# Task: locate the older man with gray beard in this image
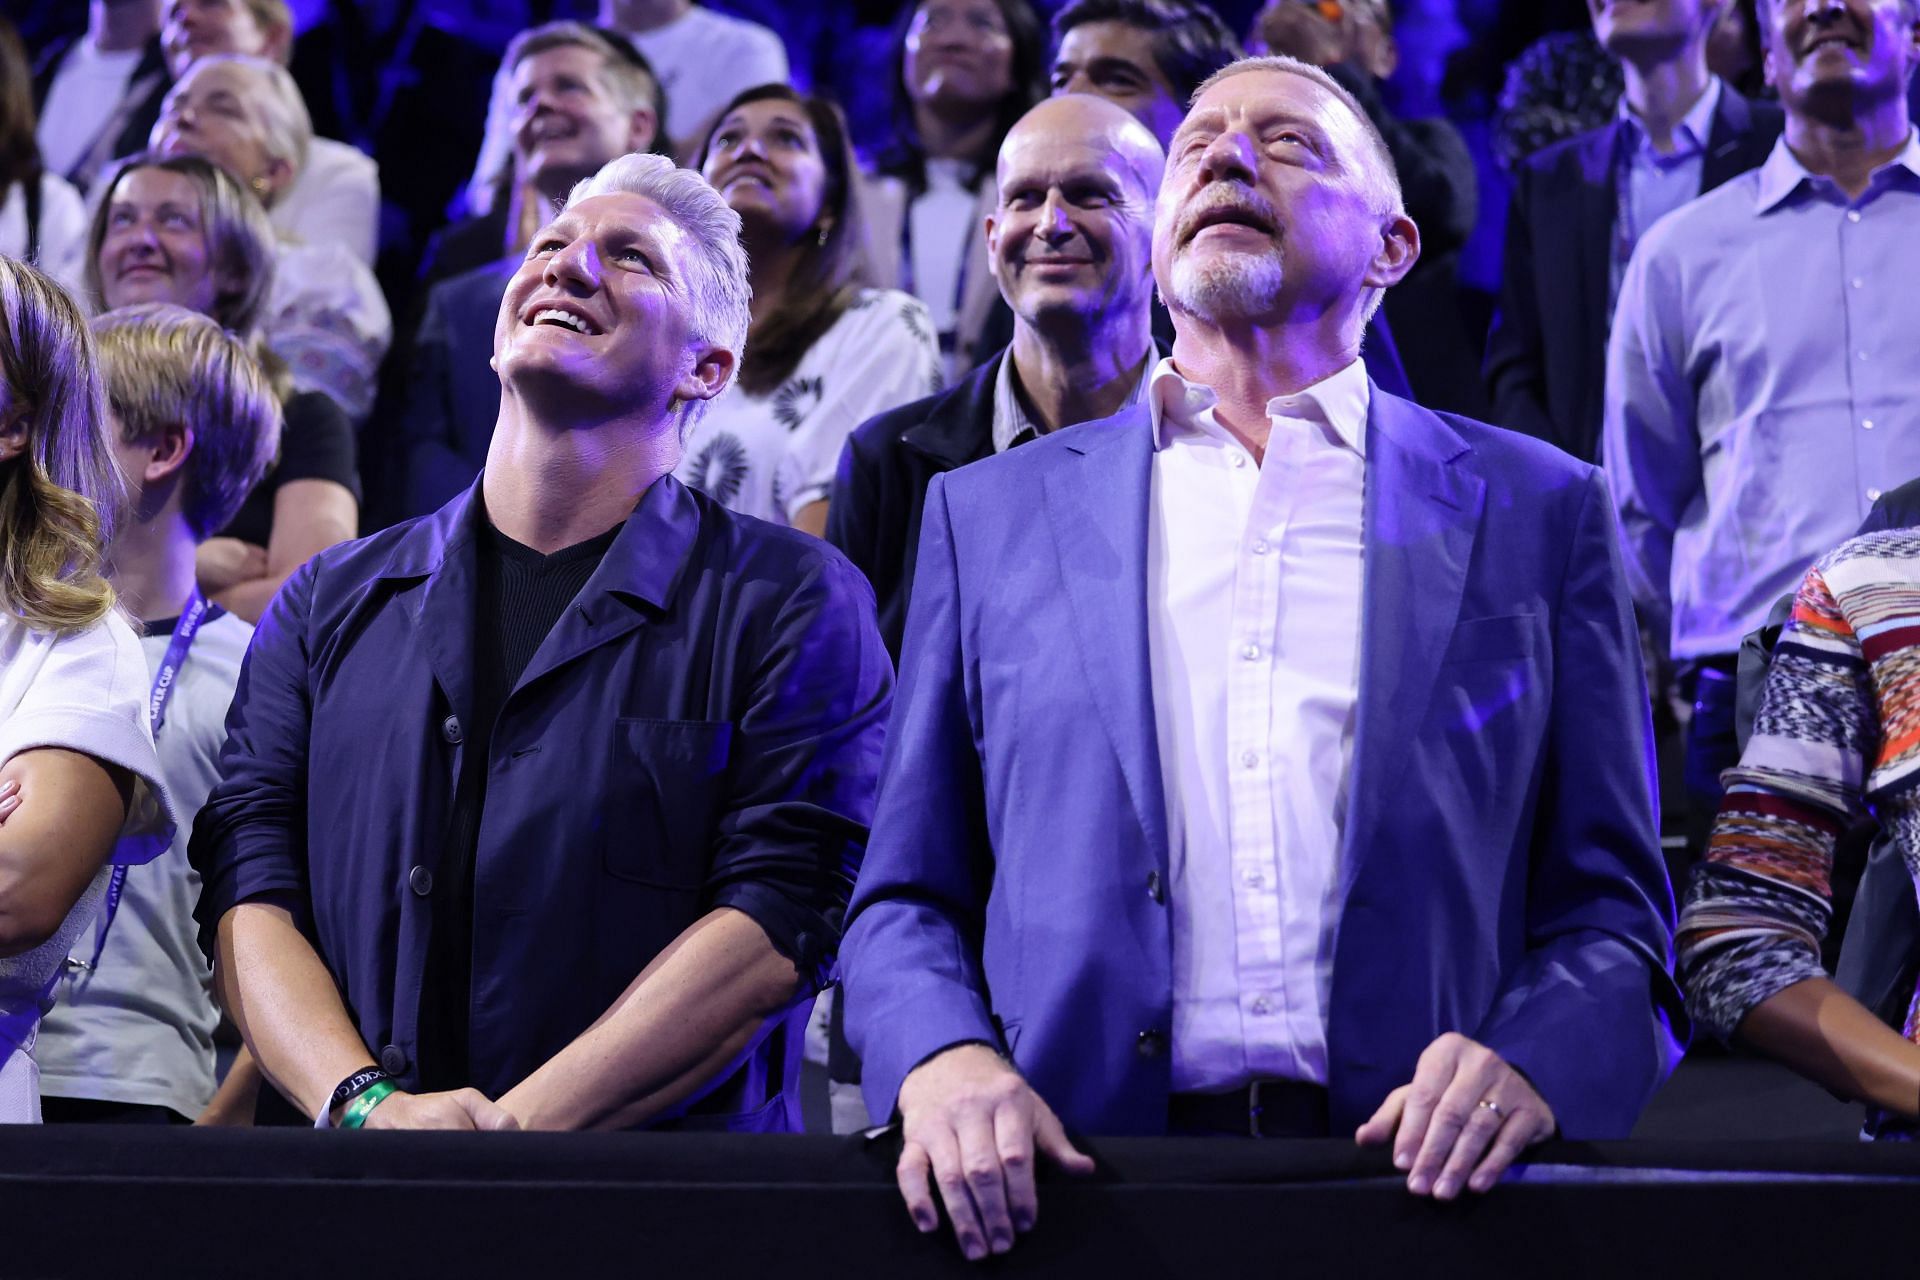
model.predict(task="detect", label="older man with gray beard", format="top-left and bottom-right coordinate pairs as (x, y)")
top-left (840, 53), bottom-right (1679, 1264)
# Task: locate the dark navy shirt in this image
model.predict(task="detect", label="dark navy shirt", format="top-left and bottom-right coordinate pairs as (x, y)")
top-left (190, 475), bottom-right (893, 1128)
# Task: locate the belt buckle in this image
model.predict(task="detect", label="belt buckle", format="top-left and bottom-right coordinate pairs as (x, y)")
top-left (1248, 1080), bottom-right (1265, 1139)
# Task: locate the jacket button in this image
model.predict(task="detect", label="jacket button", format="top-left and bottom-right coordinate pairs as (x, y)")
top-left (379, 1044), bottom-right (408, 1075)
top-left (1136, 1029), bottom-right (1165, 1058)
top-left (409, 865), bottom-right (433, 896)
top-left (1146, 870), bottom-right (1164, 904)
top-left (441, 714), bottom-right (463, 745)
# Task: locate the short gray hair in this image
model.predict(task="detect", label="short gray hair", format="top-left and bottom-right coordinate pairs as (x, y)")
top-left (566, 153), bottom-right (751, 432)
top-left (1190, 54), bottom-right (1404, 220)
top-left (186, 53), bottom-right (314, 181)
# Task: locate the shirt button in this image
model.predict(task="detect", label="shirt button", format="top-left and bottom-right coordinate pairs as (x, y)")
top-left (1242, 867), bottom-right (1266, 889)
top-left (409, 865), bottom-right (433, 897)
top-left (1848, 209), bottom-right (1863, 223)
top-left (1251, 539), bottom-right (1270, 555)
top-left (1137, 1029), bottom-right (1165, 1058)
top-left (1859, 351), bottom-right (1871, 362)
top-left (1869, 488), bottom-right (1884, 502)
top-left (1853, 277), bottom-right (1865, 289)
top-left (1241, 643), bottom-right (1261, 661)
top-left (1230, 454), bottom-right (1247, 469)
top-left (1240, 750), bottom-right (1259, 769)
top-left (379, 1044), bottom-right (408, 1076)
top-left (1863, 419), bottom-right (1875, 430)
top-left (441, 714), bottom-right (463, 745)
top-left (1250, 995), bottom-right (1272, 1016)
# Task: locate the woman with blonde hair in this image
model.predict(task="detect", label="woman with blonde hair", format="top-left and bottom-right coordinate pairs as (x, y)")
top-left (148, 53), bottom-right (390, 422)
top-left (85, 152), bottom-right (359, 624)
top-left (0, 256), bottom-right (173, 1123)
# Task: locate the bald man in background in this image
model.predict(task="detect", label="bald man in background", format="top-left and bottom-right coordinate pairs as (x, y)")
top-left (828, 94), bottom-right (1166, 657)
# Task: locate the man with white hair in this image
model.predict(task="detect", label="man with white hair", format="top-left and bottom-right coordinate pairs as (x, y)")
top-left (190, 153), bottom-right (892, 1132)
top-left (840, 54), bottom-right (1679, 1260)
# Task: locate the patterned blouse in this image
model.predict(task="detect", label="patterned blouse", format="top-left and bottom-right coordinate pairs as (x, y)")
top-left (1678, 530), bottom-right (1920, 1077)
top-left (675, 288), bottom-right (942, 527)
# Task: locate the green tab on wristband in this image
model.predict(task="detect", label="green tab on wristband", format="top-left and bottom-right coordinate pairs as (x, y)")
top-left (339, 1080), bottom-right (398, 1130)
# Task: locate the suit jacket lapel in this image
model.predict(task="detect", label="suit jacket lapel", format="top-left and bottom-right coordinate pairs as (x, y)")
top-left (1703, 87), bottom-right (1756, 190)
top-left (1043, 410), bottom-right (1170, 865)
top-left (1340, 390), bottom-right (1486, 898)
top-left (1573, 123), bottom-right (1621, 369)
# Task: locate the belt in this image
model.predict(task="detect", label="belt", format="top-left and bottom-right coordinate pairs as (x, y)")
top-left (1168, 1080), bottom-right (1330, 1139)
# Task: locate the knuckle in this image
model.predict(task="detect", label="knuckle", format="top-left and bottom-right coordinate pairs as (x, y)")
top-left (964, 1162), bottom-right (1001, 1186)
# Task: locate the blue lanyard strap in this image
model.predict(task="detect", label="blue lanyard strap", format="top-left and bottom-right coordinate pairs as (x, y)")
top-left (76, 590), bottom-right (211, 974)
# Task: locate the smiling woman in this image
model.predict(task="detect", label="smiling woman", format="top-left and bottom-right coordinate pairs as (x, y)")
top-left (84, 152), bottom-right (361, 625)
top-left (680, 86), bottom-right (942, 535)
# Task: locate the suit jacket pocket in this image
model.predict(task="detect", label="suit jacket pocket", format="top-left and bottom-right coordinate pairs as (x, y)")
top-left (604, 718), bottom-right (734, 888)
top-left (1439, 614), bottom-right (1538, 666)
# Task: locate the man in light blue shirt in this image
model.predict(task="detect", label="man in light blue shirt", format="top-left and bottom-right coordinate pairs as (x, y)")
top-left (1606, 0), bottom-right (1920, 864)
top-left (1487, 0), bottom-right (1781, 465)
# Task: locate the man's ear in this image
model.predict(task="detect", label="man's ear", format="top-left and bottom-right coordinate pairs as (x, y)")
top-left (1363, 212), bottom-right (1420, 292)
top-left (984, 211), bottom-right (1004, 287)
top-left (675, 343), bottom-right (738, 407)
top-left (0, 401), bottom-right (29, 464)
top-left (627, 106), bottom-right (660, 155)
top-left (1357, 26), bottom-right (1399, 81)
top-left (263, 22), bottom-right (295, 65)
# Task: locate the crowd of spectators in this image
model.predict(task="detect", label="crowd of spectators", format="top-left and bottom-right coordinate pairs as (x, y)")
top-left (4, 0), bottom-right (1920, 1264)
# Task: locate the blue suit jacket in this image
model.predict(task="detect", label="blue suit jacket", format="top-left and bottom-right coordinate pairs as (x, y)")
top-left (397, 260), bottom-right (513, 521)
top-left (841, 387), bottom-right (1684, 1139)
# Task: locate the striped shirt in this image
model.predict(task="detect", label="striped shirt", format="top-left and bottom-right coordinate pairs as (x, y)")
top-left (1679, 529), bottom-right (1920, 1065)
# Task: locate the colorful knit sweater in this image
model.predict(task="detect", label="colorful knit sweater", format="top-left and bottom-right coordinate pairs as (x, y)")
top-left (1678, 529), bottom-right (1920, 1049)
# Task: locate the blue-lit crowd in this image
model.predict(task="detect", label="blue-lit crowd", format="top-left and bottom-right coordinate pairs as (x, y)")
top-left (2, 0), bottom-right (1919, 1263)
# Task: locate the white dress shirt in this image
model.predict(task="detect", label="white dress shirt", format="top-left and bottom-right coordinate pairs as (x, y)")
top-left (1145, 356), bottom-right (1368, 1092)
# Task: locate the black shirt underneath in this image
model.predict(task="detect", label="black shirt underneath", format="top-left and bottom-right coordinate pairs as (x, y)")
top-left (416, 514), bottom-right (623, 1091)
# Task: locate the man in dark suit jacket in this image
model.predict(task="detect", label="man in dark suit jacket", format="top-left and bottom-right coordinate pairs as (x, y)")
top-left (1485, 0), bottom-right (1781, 463)
top-left (829, 95), bottom-right (1168, 658)
top-left (396, 258), bottom-right (516, 522)
top-left (842, 57), bottom-right (1679, 1264)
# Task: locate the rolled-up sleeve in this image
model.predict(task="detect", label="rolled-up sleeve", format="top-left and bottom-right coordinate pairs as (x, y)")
top-left (704, 550), bottom-right (893, 994)
top-left (188, 563), bottom-right (319, 961)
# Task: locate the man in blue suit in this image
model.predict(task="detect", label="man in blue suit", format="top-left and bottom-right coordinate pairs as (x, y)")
top-left (840, 54), bottom-right (1681, 1263)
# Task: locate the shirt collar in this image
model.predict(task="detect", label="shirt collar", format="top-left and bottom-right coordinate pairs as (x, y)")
top-left (1754, 128), bottom-right (1920, 213)
top-left (1616, 76), bottom-right (1722, 160)
top-left (991, 345), bottom-right (1155, 453)
top-left (1148, 355), bottom-right (1371, 457)
top-left (380, 473), bottom-right (701, 614)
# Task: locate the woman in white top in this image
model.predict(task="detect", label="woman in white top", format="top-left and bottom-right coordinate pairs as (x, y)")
top-left (0, 258), bottom-right (174, 1123)
top-left (0, 19), bottom-right (90, 295)
top-left (681, 86), bottom-right (941, 535)
top-left (148, 55), bottom-right (391, 422)
top-left (863, 0), bottom-right (1046, 383)
top-left (158, 0), bottom-right (381, 266)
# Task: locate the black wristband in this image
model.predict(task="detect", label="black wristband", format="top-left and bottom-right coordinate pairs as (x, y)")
top-left (330, 1065), bottom-right (390, 1113)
